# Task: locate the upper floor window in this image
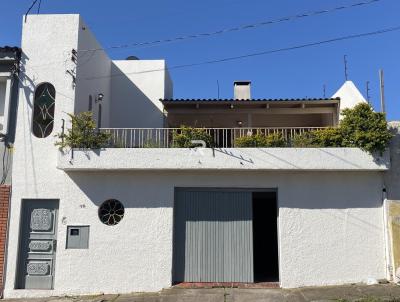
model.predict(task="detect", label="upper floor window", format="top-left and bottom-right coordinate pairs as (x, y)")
top-left (32, 83), bottom-right (55, 138)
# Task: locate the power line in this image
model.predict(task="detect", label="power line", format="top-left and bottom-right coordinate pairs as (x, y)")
top-left (37, 0), bottom-right (42, 14)
top-left (83, 25), bottom-right (400, 80)
top-left (78, 0), bottom-right (384, 53)
top-left (22, 0), bottom-right (386, 70)
top-left (24, 0), bottom-right (40, 22)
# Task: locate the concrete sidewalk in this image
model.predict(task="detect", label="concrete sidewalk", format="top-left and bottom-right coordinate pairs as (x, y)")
top-left (4, 284), bottom-right (400, 302)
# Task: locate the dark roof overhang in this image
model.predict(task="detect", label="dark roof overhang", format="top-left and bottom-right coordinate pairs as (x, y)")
top-left (161, 97), bottom-right (340, 105)
top-left (0, 46), bottom-right (22, 62)
top-left (160, 98), bottom-right (340, 103)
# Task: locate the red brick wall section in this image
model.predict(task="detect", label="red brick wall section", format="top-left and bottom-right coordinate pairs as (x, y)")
top-left (0, 185), bottom-right (10, 297)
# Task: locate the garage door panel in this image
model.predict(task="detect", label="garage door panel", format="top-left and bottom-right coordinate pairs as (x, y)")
top-left (174, 190), bottom-right (253, 283)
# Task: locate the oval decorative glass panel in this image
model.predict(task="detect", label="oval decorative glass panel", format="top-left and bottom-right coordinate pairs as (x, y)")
top-left (98, 199), bottom-right (125, 226)
top-left (32, 83), bottom-right (56, 138)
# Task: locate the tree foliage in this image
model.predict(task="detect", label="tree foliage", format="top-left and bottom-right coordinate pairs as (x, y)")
top-left (55, 112), bottom-right (111, 149)
top-left (292, 103), bottom-right (391, 153)
top-left (340, 103), bottom-right (392, 154)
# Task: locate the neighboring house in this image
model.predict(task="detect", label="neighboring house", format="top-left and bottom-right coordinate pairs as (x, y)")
top-left (1, 14), bottom-right (398, 298)
top-left (333, 80), bottom-right (368, 111)
top-left (0, 46), bottom-right (21, 296)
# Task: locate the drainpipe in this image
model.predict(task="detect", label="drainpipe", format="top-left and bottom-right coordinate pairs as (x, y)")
top-left (382, 188), bottom-right (393, 281)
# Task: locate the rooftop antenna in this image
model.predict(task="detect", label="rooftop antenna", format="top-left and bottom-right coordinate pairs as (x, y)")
top-left (217, 80), bottom-right (220, 100)
top-left (343, 55), bottom-right (349, 81)
top-left (379, 69), bottom-right (386, 113)
top-left (323, 84), bottom-right (326, 98)
top-left (366, 81), bottom-right (371, 104)
top-left (24, 0), bottom-right (40, 22)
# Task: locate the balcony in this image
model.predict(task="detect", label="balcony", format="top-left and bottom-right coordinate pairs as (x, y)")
top-left (100, 127), bottom-right (327, 148)
top-left (57, 127), bottom-right (389, 172)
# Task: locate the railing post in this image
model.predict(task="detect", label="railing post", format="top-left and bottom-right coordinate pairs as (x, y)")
top-left (61, 119), bottom-right (65, 145)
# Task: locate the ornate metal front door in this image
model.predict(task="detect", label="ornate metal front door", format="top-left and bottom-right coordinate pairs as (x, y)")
top-left (16, 199), bottom-right (59, 289)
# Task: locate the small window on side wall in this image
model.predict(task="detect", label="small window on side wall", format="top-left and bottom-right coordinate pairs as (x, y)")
top-left (32, 83), bottom-right (56, 138)
top-left (97, 104), bottom-right (102, 129)
top-left (88, 95), bottom-right (93, 111)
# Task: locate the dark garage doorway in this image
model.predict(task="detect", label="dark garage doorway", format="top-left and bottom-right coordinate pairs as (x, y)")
top-left (252, 192), bottom-right (279, 282)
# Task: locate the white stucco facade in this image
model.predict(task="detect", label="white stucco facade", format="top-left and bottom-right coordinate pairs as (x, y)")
top-left (5, 169), bottom-right (387, 298)
top-left (110, 60), bottom-right (172, 128)
top-left (2, 14), bottom-right (391, 298)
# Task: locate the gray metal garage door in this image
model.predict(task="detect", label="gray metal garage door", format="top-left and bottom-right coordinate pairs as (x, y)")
top-left (173, 189), bottom-right (253, 283)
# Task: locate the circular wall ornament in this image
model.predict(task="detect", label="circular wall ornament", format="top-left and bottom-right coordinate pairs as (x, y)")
top-left (98, 199), bottom-right (125, 226)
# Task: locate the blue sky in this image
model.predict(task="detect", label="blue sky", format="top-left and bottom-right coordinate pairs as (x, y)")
top-left (1, 0), bottom-right (399, 120)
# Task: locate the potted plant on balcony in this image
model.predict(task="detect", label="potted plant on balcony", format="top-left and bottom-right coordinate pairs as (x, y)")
top-left (292, 128), bottom-right (343, 148)
top-left (235, 132), bottom-right (286, 147)
top-left (55, 112), bottom-right (111, 150)
top-left (171, 126), bottom-right (213, 148)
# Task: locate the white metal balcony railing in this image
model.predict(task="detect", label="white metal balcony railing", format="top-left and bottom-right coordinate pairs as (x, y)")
top-left (99, 127), bottom-right (327, 148)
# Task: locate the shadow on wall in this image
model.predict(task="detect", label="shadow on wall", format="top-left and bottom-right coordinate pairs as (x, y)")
top-left (13, 52), bottom-right (40, 193)
top-left (67, 172), bottom-right (172, 208)
top-left (385, 122), bottom-right (400, 200)
top-left (65, 170), bottom-right (384, 209)
top-left (110, 63), bottom-right (164, 128)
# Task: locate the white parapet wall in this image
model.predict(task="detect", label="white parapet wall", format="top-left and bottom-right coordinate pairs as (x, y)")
top-left (57, 148), bottom-right (389, 171)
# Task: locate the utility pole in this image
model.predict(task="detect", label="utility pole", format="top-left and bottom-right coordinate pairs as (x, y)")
top-left (379, 69), bottom-right (385, 113)
top-left (323, 84), bottom-right (326, 98)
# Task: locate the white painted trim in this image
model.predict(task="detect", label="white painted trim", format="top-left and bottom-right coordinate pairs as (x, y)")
top-left (0, 72), bottom-right (12, 77)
